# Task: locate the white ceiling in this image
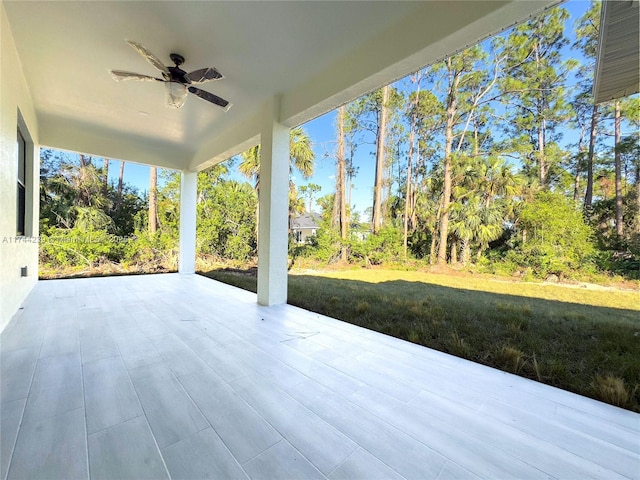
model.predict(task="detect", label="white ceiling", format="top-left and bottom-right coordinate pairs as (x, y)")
top-left (3, 0), bottom-right (557, 171)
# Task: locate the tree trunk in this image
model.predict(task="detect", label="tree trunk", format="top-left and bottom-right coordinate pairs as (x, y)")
top-left (429, 228), bottom-right (438, 265)
top-left (437, 59), bottom-right (457, 265)
top-left (79, 154), bottom-right (92, 168)
top-left (573, 168), bottom-right (581, 204)
top-left (372, 85), bottom-right (389, 234)
top-left (573, 127), bottom-right (586, 204)
top-left (534, 42), bottom-right (548, 187)
top-left (337, 106), bottom-right (348, 261)
top-left (149, 166), bottom-right (158, 235)
top-left (103, 158), bottom-right (109, 194)
top-left (436, 156), bottom-right (452, 265)
top-left (462, 240), bottom-right (471, 265)
top-left (584, 103), bottom-right (598, 209)
top-left (116, 161), bottom-right (125, 210)
top-left (614, 101), bottom-right (623, 238)
top-left (450, 241), bottom-right (458, 264)
top-left (429, 201), bottom-right (441, 265)
top-left (538, 116), bottom-right (547, 186)
top-left (403, 109), bottom-right (415, 260)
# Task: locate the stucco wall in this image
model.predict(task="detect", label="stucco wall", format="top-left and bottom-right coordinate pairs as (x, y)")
top-left (1, 3), bottom-right (40, 332)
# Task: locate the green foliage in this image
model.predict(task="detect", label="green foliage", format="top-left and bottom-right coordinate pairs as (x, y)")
top-left (293, 227), bottom-right (341, 263)
top-left (496, 6), bottom-right (575, 186)
top-left (38, 3), bottom-right (638, 285)
top-left (511, 191), bottom-right (595, 276)
top-left (197, 169), bottom-right (257, 261)
top-left (122, 231), bottom-right (177, 269)
top-left (40, 227), bottom-right (126, 267)
top-left (299, 183), bottom-right (322, 213)
top-left (238, 127), bottom-right (316, 186)
top-left (350, 226), bottom-right (403, 265)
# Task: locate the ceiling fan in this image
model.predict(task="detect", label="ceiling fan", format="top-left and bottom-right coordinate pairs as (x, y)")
top-left (109, 41), bottom-right (231, 111)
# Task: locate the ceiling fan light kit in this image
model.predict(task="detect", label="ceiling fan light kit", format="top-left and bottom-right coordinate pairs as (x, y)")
top-left (109, 40), bottom-right (231, 111)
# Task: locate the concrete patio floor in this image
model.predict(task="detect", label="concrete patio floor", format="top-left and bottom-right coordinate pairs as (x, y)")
top-left (1, 273), bottom-right (638, 480)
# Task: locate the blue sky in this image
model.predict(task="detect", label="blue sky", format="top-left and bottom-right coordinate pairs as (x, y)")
top-left (106, 0), bottom-right (593, 215)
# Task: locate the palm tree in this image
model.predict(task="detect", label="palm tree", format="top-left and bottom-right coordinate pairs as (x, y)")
top-left (450, 194), bottom-right (503, 263)
top-left (239, 126), bottom-right (315, 232)
top-left (480, 157), bottom-right (518, 208)
top-left (239, 126), bottom-right (315, 187)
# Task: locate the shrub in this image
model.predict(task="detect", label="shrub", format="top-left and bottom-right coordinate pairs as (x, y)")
top-left (511, 192), bottom-right (596, 277)
top-left (294, 227), bottom-right (341, 263)
top-left (350, 226), bottom-right (404, 265)
top-left (40, 227), bottom-right (126, 267)
top-left (123, 231), bottom-right (177, 270)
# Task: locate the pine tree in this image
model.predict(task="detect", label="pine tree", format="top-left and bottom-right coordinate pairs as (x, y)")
top-left (372, 85), bottom-right (389, 233)
top-left (336, 105), bottom-right (348, 260)
top-left (346, 86), bottom-right (403, 233)
top-left (433, 45), bottom-right (497, 264)
top-left (497, 7), bottom-right (575, 188)
top-left (573, 1), bottom-right (602, 209)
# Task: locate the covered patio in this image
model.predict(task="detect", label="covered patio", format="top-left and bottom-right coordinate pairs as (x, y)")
top-left (2, 273), bottom-right (638, 479)
top-left (1, 0), bottom-right (565, 325)
top-left (2, 0), bottom-right (640, 478)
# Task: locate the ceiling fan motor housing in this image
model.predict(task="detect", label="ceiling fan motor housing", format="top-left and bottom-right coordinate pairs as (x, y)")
top-left (170, 53), bottom-right (185, 66)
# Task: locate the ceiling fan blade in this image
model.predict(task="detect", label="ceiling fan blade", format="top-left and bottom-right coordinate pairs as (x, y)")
top-left (186, 67), bottom-right (223, 84)
top-left (109, 70), bottom-right (163, 82)
top-left (188, 86), bottom-right (231, 111)
top-left (165, 82), bottom-right (188, 109)
top-left (126, 40), bottom-right (170, 75)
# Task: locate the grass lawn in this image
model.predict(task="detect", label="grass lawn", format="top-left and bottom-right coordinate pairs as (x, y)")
top-left (200, 267), bottom-right (640, 412)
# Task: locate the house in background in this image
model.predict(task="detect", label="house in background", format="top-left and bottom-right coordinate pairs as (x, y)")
top-left (291, 214), bottom-right (321, 244)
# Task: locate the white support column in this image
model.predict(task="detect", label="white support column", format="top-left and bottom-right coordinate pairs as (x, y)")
top-left (257, 98), bottom-right (290, 305)
top-left (179, 170), bottom-right (197, 274)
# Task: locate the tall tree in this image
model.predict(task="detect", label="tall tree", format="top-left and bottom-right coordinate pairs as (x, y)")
top-left (239, 127), bottom-right (315, 187)
top-left (372, 85), bottom-right (390, 233)
top-left (403, 75), bottom-right (420, 259)
top-left (498, 7), bottom-right (575, 188)
top-left (584, 103), bottom-right (599, 209)
top-left (79, 154), bottom-right (92, 168)
top-left (299, 183), bottom-right (321, 214)
top-left (335, 105), bottom-right (348, 260)
top-left (149, 167), bottom-right (158, 234)
top-left (102, 158), bottom-right (109, 194)
top-left (346, 86), bottom-right (403, 233)
top-left (434, 45), bottom-right (497, 264)
top-left (116, 161), bottom-right (125, 210)
top-left (574, 1), bottom-right (602, 209)
top-left (614, 101), bottom-right (623, 238)
top-left (618, 97), bottom-right (640, 238)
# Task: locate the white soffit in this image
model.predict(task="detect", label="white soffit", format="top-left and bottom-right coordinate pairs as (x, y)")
top-left (3, 1), bottom-right (557, 171)
top-left (594, 0), bottom-right (640, 104)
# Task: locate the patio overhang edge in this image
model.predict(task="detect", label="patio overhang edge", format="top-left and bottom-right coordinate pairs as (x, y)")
top-left (593, 0), bottom-right (640, 104)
